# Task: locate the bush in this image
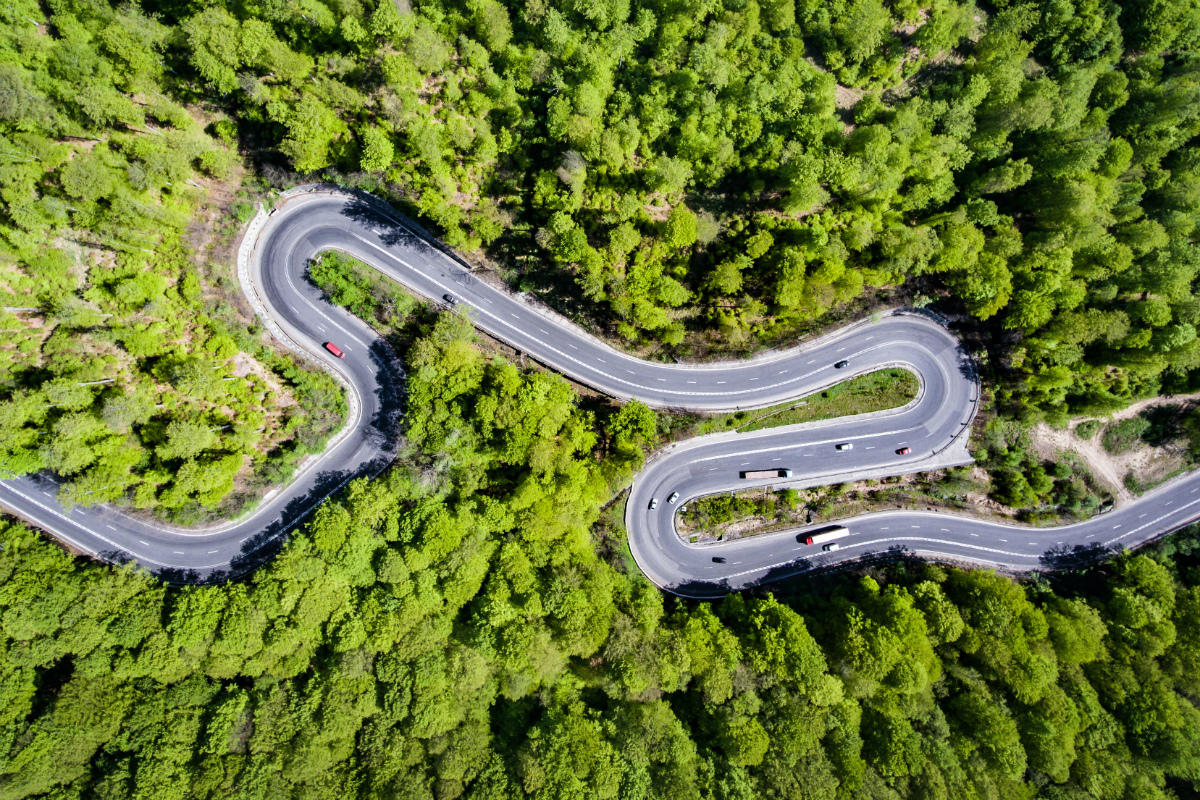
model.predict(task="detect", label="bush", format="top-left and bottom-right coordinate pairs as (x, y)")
top-left (1075, 420), bottom-right (1103, 439)
top-left (1102, 417), bottom-right (1151, 454)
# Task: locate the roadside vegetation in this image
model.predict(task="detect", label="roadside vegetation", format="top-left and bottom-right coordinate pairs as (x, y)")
top-left (693, 368), bottom-right (918, 435)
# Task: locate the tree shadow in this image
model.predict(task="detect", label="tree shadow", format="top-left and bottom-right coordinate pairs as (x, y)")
top-left (666, 545), bottom-right (913, 598)
top-left (1039, 541), bottom-right (1120, 572)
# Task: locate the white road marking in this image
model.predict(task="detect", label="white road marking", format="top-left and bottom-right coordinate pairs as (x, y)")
top-left (106, 525), bottom-right (116, 530)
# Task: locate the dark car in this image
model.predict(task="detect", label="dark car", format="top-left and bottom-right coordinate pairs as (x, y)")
top-left (897, 447), bottom-right (911, 455)
top-left (443, 293), bottom-right (459, 305)
top-left (712, 556), bottom-right (726, 563)
top-left (324, 342), bottom-right (345, 359)
top-left (834, 359), bottom-right (849, 368)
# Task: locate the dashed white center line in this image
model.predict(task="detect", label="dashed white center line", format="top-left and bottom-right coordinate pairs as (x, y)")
top-left (1140, 514), bottom-right (1148, 518)
top-left (941, 528), bottom-right (949, 532)
top-left (1113, 525), bottom-right (1121, 529)
top-left (42, 492), bottom-right (50, 497)
top-left (717, 381), bottom-right (726, 384)
top-left (999, 538), bottom-right (1008, 542)
top-left (865, 446), bottom-right (875, 450)
top-left (106, 524), bottom-right (116, 530)
top-left (772, 458), bottom-right (781, 461)
top-left (881, 527), bottom-right (889, 530)
top-left (597, 358), bottom-right (605, 363)
top-left (139, 540), bottom-right (148, 545)
top-left (779, 369), bottom-right (788, 374)
top-left (687, 381), bottom-right (696, 384)
top-left (173, 550), bottom-right (184, 555)
top-left (836, 347), bottom-right (845, 352)
top-left (569, 344), bottom-right (577, 349)
top-left (970, 533), bottom-right (979, 537)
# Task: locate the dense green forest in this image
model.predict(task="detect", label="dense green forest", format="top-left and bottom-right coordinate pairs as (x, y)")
top-left (3, 0), bottom-right (1199, 512)
top-left (4, 317), bottom-right (1200, 800)
top-left (0, 0), bottom-right (349, 520)
top-left (5, 0), bottom-right (1200, 797)
top-left (151, 0), bottom-right (1200, 425)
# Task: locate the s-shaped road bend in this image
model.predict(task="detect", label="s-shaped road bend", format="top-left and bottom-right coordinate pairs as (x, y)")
top-left (3, 190), bottom-right (1200, 592)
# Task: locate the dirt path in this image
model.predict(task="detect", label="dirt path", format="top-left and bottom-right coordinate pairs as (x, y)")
top-left (1031, 391), bottom-right (1200, 506)
top-left (1034, 424), bottom-right (1134, 503)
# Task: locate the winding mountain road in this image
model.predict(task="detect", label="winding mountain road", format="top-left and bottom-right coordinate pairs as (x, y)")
top-left (3, 189), bottom-right (1197, 590)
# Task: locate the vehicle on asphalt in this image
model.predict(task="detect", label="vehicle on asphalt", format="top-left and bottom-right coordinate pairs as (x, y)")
top-left (823, 543), bottom-right (841, 552)
top-left (740, 468), bottom-right (793, 479)
top-left (834, 360), bottom-right (849, 368)
top-left (667, 492), bottom-right (679, 504)
top-left (324, 342), bottom-right (345, 359)
top-left (836, 442), bottom-right (853, 450)
top-left (443, 293), bottom-right (459, 305)
top-left (712, 556), bottom-right (726, 563)
top-left (804, 526), bottom-right (850, 546)
top-left (897, 447), bottom-right (911, 455)
top-left (649, 498), bottom-right (659, 510)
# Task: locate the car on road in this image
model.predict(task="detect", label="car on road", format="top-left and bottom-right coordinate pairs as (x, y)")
top-left (649, 498), bottom-right (659, 510)
top-left (834, 359), bottom-right (849, 368)
top-left (897, 447), bottom-right (911, 455)
top-left (443, 293), bottom-right (459, 305)
top-left (836, 442), bottom-right (853, 450)
top-left (324, 342), bottom-right (345, 359)
top-left (712, 556), bottom-right (726, 563)
top-left (668, 492), bottom-right (679, 504)
top-left (823, 543), bottom-right (841, 552)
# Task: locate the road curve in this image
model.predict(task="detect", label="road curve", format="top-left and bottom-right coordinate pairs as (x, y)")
top-left (2, 189), bottom-right (1196, 589)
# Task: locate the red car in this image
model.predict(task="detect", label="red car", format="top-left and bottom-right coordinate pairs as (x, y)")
top-left (896, 447), bottom-right (911, 455)
top-left (324, 342), bottom-right (345, 359)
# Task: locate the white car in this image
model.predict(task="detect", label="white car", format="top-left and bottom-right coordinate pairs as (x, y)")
top-left (667, 492), bottom-right (679, 504)
top-left (836, 443), bottom-right (853, 451)
top-left (649, 498), bottom-right (659, 510)
top-left (824, 543), bottom-right (841, 552)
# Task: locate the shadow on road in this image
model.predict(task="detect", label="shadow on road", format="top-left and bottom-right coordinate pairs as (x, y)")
top-left (1039, 541), bottom-right (1120, 572)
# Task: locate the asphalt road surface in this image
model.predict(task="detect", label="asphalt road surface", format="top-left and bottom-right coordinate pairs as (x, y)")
top-left (3, 190), bottom-right (1197, 590)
